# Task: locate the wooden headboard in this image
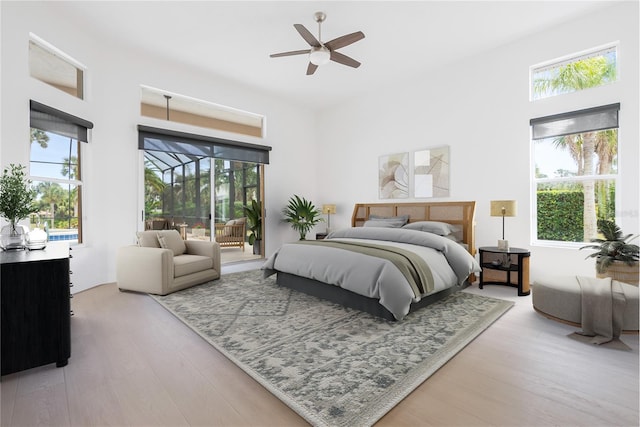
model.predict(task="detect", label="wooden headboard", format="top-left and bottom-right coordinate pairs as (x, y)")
top-left (351, 201), bottom-right (477, 256)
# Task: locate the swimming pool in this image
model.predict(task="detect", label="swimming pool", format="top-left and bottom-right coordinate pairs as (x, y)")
top-left (48, 232), bottom-right (78, 241)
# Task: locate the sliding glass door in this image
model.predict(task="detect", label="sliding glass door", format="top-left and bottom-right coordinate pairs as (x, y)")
top-left (144, 152), bottom-right (263, 262)
top-left (139, 125), bottom-right (269, 262)
top-left (143, 152), bottom-right (211, 239)
top-left (214, 160), bottom-right (260, 221)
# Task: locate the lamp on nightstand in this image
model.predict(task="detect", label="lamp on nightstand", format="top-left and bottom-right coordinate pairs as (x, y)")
top-left (490, 200), bottom-right (517, 251)
top-left (322, 204), bottom-right (336, 234)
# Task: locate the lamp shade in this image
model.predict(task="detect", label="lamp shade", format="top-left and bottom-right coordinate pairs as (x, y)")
top-left (322, 204), bottom-right (336, 214)
top-left (490, 200), bottom-right (517, 217)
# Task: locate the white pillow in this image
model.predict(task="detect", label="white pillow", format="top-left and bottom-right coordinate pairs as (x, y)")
top-left (157, 230), bottom-right (186, 256)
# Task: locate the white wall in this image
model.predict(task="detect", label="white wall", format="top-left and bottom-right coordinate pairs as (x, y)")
top-left (315, 1), bottom-right (639, 282)
top-left (1, 2), bottom-right (318, 292)
top-left (2, 2), bottom-right (637, 291)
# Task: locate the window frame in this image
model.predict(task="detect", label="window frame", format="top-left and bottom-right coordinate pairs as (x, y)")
top-left (530, 104), bottom-right (620, 248)
top-left (29, 101), bottom-right (93, 245)
top-left (29, 34), bottom-right (86, 99)
top-left (140, 85), bottom-right (265, 138)
top-left (530, 43), bottom-right (618, 101)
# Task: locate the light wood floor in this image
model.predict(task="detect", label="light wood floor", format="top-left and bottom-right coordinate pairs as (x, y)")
top-left (2, 261), bottom-right (638, 426)
top-left (219, 244), bottom-right (262, 265)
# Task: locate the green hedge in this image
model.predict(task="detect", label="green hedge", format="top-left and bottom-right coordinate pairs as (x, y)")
top-left (537, 190), bottom-right (584, 241)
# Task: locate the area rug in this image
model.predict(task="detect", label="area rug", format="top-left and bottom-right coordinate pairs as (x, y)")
top-left (152, 270), bottom-right (513, 427)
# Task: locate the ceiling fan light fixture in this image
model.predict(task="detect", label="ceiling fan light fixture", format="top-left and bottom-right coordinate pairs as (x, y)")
top-left (309, 46), bottom-right (330, 66)
top-left (270, 12), bottom-right (364, 75)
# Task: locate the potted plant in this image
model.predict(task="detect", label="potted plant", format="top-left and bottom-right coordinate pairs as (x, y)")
top-left (0, 164), bottom-right (39, 250)
top-left (580, 219), bottom-right (639, 285)
top-left (282, 195), bottom-right (323, 240)
top-left (243, 199), bottom-right (262, 255)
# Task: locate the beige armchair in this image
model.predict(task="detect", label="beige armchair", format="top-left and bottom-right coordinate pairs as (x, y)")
top-left (117, 230), bottom-right (221, 295)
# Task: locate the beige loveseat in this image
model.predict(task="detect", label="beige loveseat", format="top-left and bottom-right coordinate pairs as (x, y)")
top-left (117, 230), bottom-right (221, 295)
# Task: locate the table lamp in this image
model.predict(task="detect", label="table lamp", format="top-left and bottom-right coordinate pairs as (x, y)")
top-left (490, 200), bottom-right (517, 250)
top-left (322, 204), bottom-right (336, 233)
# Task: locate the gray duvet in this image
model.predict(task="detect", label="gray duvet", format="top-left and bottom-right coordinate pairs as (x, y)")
top-left (262, 227), bottom-right (481, 320)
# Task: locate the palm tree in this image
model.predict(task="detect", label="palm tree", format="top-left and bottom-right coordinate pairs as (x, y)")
top-left (144, 163), bottom-right (166, 217)
top-left (534, 55), bottom-right (617, 241)
top-left (30, 128), bottom-right (49, 148)
top-left (61, 156), bottom-right (79, 180)
top-left (595, 130), bottom-right (618, 221)
top-left (36, 182), bottom-right (65, 227)
top-left (533, 56), bottom-right (616, 96)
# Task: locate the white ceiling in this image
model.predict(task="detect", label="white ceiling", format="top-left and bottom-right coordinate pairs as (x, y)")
top-left (57, 1), bottom-right (618, 111)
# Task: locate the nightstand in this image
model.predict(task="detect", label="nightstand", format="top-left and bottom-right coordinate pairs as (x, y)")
top-left (478, 246), bottom-right (530, 296)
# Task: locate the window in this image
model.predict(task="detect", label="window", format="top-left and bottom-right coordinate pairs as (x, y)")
top-left (140, 86), bottom-right (265, 138)
top-left (29, 35), bottom-right (85, 99)
top-left (531, 103), bottom-right (619, 244)
top-left (29, 101), bottom-right (93, 244)
top-left (531, 44), bottom-right (617, 101)
top-left (140, 126), bottom-right (269, 245)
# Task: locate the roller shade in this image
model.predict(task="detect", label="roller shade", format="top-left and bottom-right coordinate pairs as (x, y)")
top-left (138, 125), bottom-right (271, 164)
top-left (530, 103), bottom-right (619, 140)
top-left (30, 100), bottom-right (93, 142)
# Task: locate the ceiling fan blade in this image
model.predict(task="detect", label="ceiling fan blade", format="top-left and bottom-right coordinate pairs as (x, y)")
top-left (270, 49), bottom-right (310, 58)
top-left (330, 51), bottom-right (361, 68)
top-left (294, 24), bottom-right (321, 47)
top-left (306, 62), bottom-right (318, 75)
top-left (325, 31), bottom-right (365, 51)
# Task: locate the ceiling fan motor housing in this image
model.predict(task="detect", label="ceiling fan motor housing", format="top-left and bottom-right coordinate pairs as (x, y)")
top-left (309, 46), bottom-right (330, 65)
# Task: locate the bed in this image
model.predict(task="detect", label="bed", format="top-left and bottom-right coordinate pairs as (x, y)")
top-left (263, 201), bottom-right (480, 321)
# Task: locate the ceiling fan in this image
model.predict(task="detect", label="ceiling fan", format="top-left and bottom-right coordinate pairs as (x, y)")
top-left (270, 11), bottom-right (365, 75)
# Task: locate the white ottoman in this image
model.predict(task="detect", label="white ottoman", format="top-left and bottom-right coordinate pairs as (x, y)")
top-left (532, 276), bottom-right (639, 332)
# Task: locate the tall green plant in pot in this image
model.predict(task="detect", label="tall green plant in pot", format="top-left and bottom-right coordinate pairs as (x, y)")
top-left (243, 199), bottom-right (262, 255)
top-left (282, 195), bottom-right (322, 240)
top-left (0, 164), bottom-right (38, 250)
top-left (580, 219), bottom-right (639, 284)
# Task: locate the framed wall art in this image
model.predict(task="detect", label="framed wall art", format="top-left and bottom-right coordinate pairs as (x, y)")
top-left (413, 146), bottom-right (449, 198)
top-left (378, 152), bottom-right (409, 199)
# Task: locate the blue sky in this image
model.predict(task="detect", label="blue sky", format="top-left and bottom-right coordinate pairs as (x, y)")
top-left (30, 132), bottom-right (78, 180)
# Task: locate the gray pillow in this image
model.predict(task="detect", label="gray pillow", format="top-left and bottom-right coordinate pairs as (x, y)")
top-left (136, 231), bottom-right (161, 248)
top-left (402, 221), bottom-right (462, 236)
top-left (364, 219), bottom-right (405, 228)
top-left (366, 215), bottom-right (409, 228)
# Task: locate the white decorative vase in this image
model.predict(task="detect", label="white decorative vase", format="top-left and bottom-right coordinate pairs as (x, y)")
top-left (1, 222), bottom-right (27, 250)
top-left (26, 226), bottom-right (48, 250)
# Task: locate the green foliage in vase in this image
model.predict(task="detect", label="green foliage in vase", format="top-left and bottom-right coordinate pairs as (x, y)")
top-left (282, 195), bottom-right (322, 240)
top-left (0, 164), bottom-right (38, 224)
top-left (243, 199), bottom-right (262, 245)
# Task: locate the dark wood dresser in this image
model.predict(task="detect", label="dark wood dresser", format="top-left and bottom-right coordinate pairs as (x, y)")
top-left (1, 242), bottom-right (71, 375)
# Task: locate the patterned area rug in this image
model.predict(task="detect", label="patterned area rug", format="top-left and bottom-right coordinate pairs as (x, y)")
top-left (152, 270), bottom-right (513, 427)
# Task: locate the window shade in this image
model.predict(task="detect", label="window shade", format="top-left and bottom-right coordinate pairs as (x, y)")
top-left (138, 125), bottom-right (271, 164)
top-left (530, 103), bottom-right (619, 140)
top-left (30, 100), bottom-right (93, 142)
